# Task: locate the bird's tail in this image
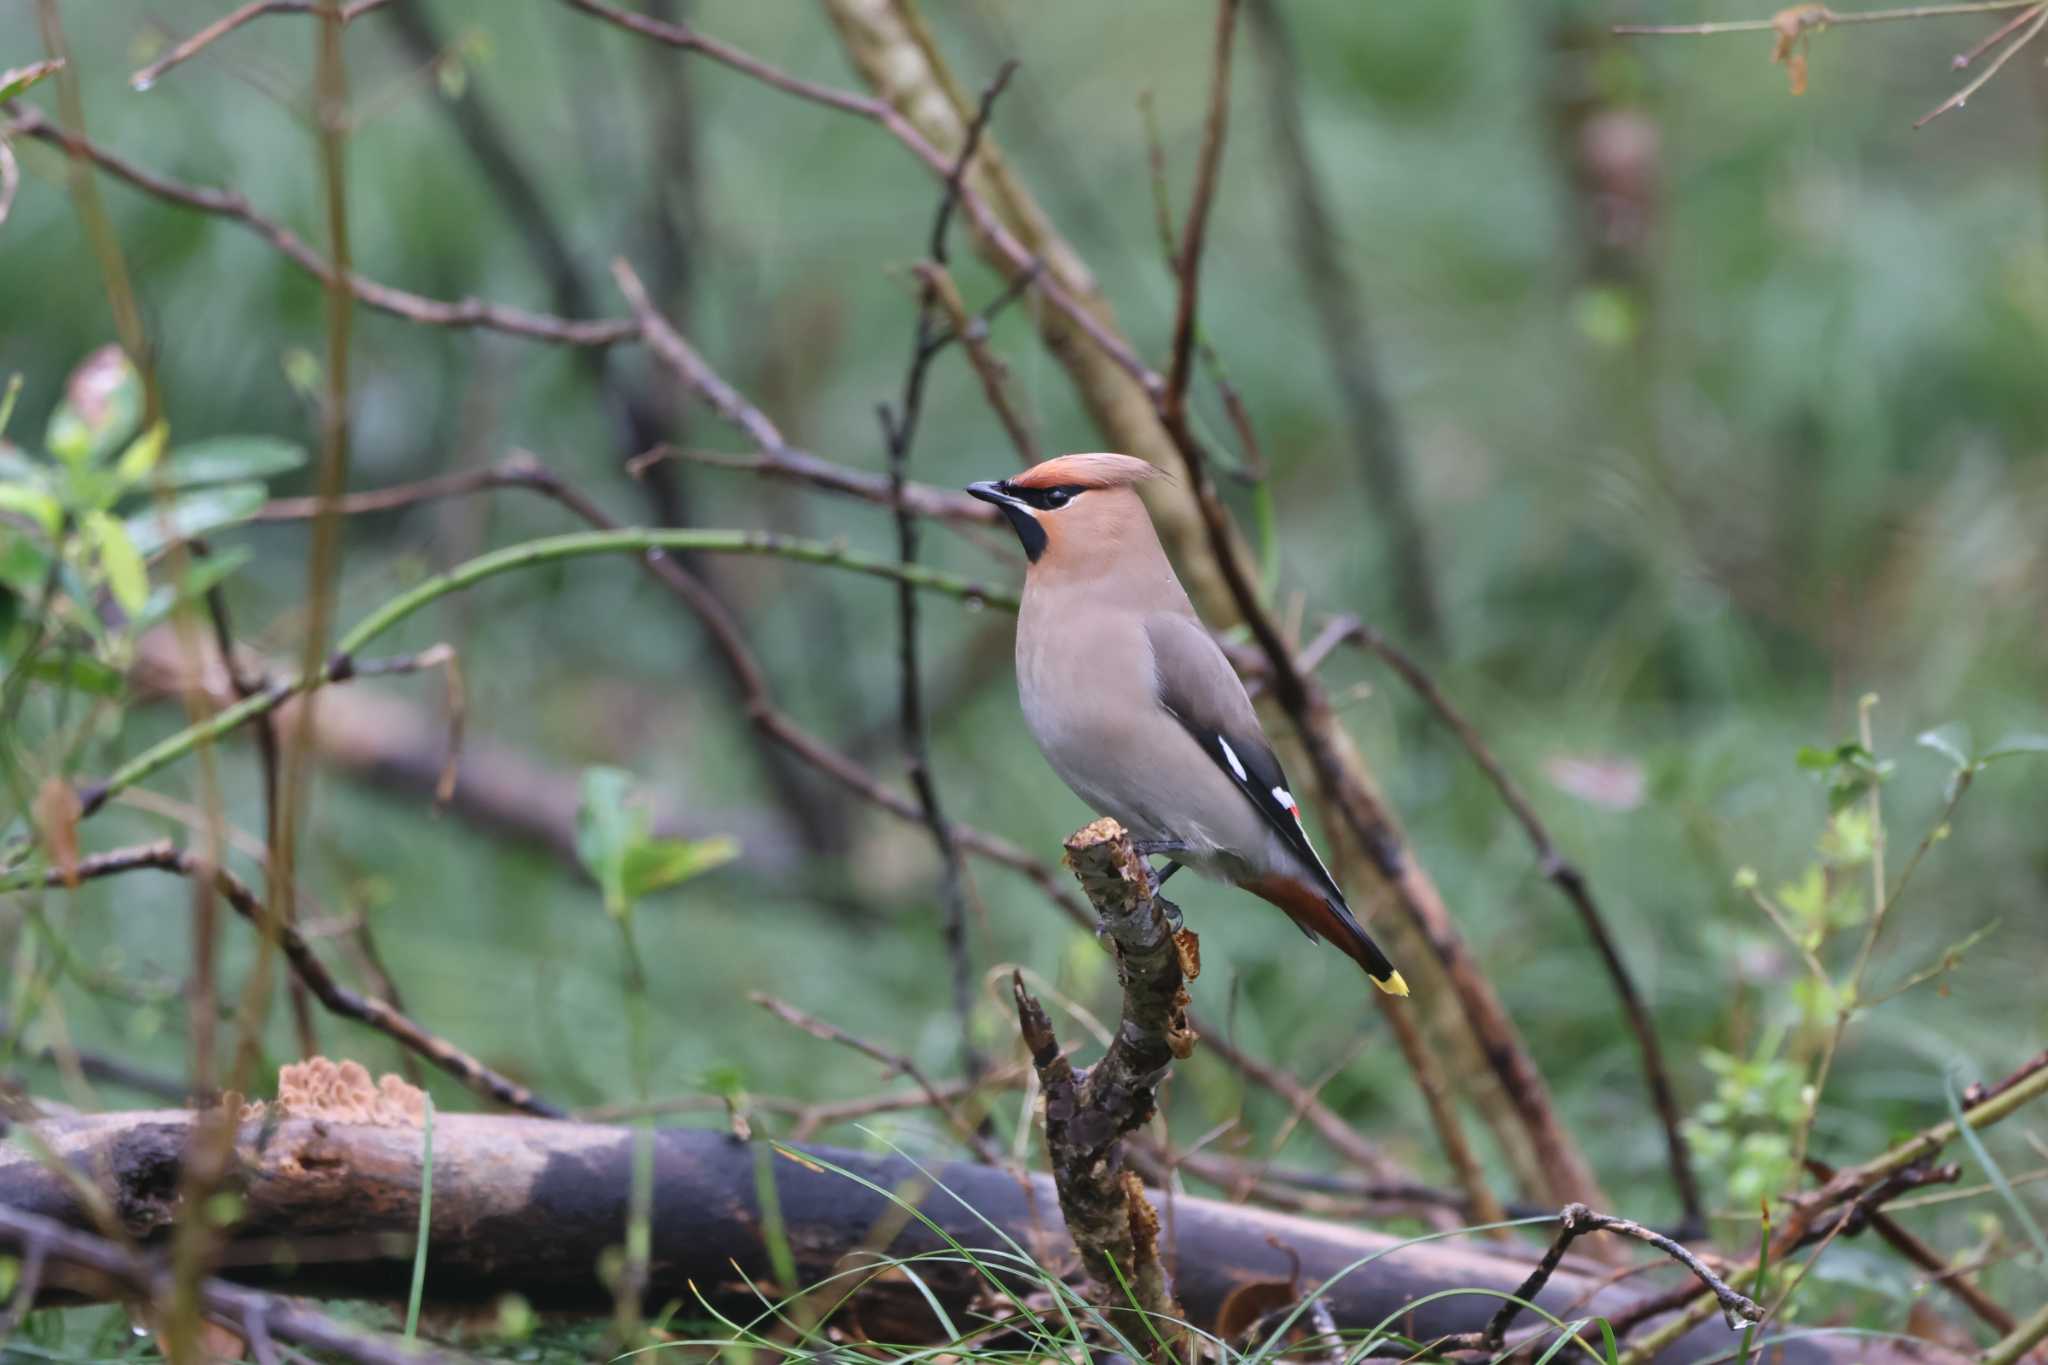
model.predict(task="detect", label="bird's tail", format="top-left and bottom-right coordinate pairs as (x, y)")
top-left (1239, 874), bottom-right (1410, 997)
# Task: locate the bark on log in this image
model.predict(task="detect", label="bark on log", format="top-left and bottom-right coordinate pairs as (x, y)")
top-left (0, 1109), bottom-right (1955, 1364)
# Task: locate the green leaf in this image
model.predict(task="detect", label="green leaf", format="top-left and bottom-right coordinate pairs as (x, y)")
top-left (1777, 865), bottom-right (1828, 928)
top-left (45, 346), bottom-right (142, 470)
top-left (133, 547), bottom-right (254, 630)
top-left (0, 483), bottom-right (62, 537)
top-left (281, 347), bottom-right (322, 404)
top-left (621, 834), bottom-right (737, 904)
top-left (575, 766), bottom-right (640, 918)
top-left (0, 374), bottom-right (21, 440)
top-left (114, 421), bottom-right (168, 486)
top-left (12, 653), bottom-right (124, 697)
top-left (699, 1063), bottom-right (748, 1098)
top-left (576, 766), bottom-right (735, 917)
top-left (163, 436), bottom-right (308, 487)
top-left (176, 546), bottom-right (252, 599)
top-left (0, 534), bottom-right (51, 594)
top-left (1981, 732), bottom-right (2048, 764)
top-left (1915, 723), bottom-right (1972, 771)
top-left (124, 481), bottom-right (265, 556)
top-left (83, 509), bottom-right (148, 616)
top-left (0, 58), bottom-right (65, 103)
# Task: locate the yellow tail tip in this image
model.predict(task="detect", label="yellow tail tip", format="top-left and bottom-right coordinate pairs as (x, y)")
top-left (1373, 970), bottom-right (1410, 998)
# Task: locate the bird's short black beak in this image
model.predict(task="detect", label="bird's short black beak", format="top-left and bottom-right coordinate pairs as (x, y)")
top-left (965, 479), bottom-right (1047, 562)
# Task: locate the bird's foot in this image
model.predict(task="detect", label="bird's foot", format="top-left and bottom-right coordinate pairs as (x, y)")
top-left (1126, 840), bottom-right (1190, 912)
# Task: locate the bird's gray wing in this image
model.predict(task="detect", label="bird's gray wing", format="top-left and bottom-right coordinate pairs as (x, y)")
top-left (1143, 612), bottom-right (1342, 902)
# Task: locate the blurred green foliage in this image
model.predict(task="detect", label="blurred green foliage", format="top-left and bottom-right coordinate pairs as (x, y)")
top-left (2, 0), bottom-right (2046, 1342)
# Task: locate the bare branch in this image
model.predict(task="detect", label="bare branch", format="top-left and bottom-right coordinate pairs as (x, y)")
top-left (639, 445), bottom-right (999, 526)
top-left (1914, 2), bottom-right (2048, 124)
top-left (3, 107), bottom-right (635, 346)
top-left (1337, 616), bottom-right (1701, 1231)
top-left (128, 0), bottom-right (397, 91)
top-left (14, 842), bottom-right (562, 1117)
top-left (1013, 819), bottom-right (1194, 1351)
top-left (0, 1108), bottom-right (1916, 1362)
top-left (1162, 0), bottom-right (1241, 419)
top-left (749, 994), bottom-right (1001, 1165)
top-left (1613, 1), bottom-right (2039, 36)
top-left (0, 1204), bottom-right (458, 1365)
top-left (1437, 1203), bottom-right (1759, 1363)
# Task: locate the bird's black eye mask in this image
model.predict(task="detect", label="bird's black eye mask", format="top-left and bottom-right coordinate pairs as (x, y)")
top-left (964, 481), bottom-right (1090, 562)
top-left (1005, 482), bottom-right (1089, 511)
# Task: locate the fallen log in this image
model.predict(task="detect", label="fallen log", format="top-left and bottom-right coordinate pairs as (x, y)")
top-left (0, 1108), bottom-right (1953, 1362)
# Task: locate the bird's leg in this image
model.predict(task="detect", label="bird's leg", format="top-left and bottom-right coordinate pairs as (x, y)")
top-left (1126, 840), bottom-right (1190, 920)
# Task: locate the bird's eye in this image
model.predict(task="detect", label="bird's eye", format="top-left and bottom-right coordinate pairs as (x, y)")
top-left (1043, 489), bottom-right (1071, 509)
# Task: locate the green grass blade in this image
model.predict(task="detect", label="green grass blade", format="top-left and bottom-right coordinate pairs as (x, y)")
top-left (1946, 1071), bottom-right (2048, 1269)
top-left (404, 1093), bottom-right (435, 1342)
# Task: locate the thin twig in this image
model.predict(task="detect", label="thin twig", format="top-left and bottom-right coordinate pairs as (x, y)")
top-left (1950, 1), bottom-right (2045, 63)
top-left (1455, 1203), bottom-right (1759, 1355)
top-left (261, 454), bottom-right (1075, 927)
top-left (1613, 1), bottom-right (2040, 36)
top-left (1963, 1046), bottom-right (2048, 1107)
top-left (1982, 1300), bottom-right (2048, 1365)
top-left (1129, 0), bottom-right (1605, 1212)
top-left (1614, 1054), bottom-right (2048, 1348)
top-left (0, 1203), bottom-right (459, 1365)
top-left (0, 1023), bottom-right (194, 1104)
top-left (1243, 0), bottom-right (1440, 645)
top-left (16, 842), bottom-right (562, 1117)
top-left (748, 993), bottom-right (1001, 1165)
top-left (1162, 0), bottom-right (1241, 420)
top-left (876, 61), bottom-right (1017, 1089)
top-left (129, 0), bottom-right (397, 90)
top-left (1338, 615), bottom-right (1701, 1231)
top-left (1805, 1157), bottom-right (2014, 1334)
top-left (198, 560), bottom-right (318, 1063)
top-left (3, 107), bottom-right (636, 347)
top-left (912, 261), bottom-right (1039, 466)
top-left (1914, 1), bottom-right (2048, 123)
top-left (563, 0), bottom-right (1156, 388)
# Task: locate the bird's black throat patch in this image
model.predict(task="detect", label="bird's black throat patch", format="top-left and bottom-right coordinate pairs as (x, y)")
top-left (997, 502), bottom-right (1047, 561)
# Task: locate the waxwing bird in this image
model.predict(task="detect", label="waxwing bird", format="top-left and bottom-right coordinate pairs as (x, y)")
top-left (968, 453), bottom-right (1408, 996)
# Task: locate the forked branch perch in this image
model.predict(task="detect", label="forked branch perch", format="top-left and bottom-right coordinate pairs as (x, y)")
top-left (1013, 818), bottom-right (1199, 1351)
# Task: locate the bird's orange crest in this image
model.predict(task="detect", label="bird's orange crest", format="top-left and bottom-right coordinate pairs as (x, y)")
top-left (1008, 452), bottom-right (1166, 491)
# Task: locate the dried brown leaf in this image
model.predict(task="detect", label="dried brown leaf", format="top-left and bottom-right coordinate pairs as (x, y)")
top-left (1771, 5), bottom-right (1831, 95)
top-left (33, 777), bottom-right (82, 888)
